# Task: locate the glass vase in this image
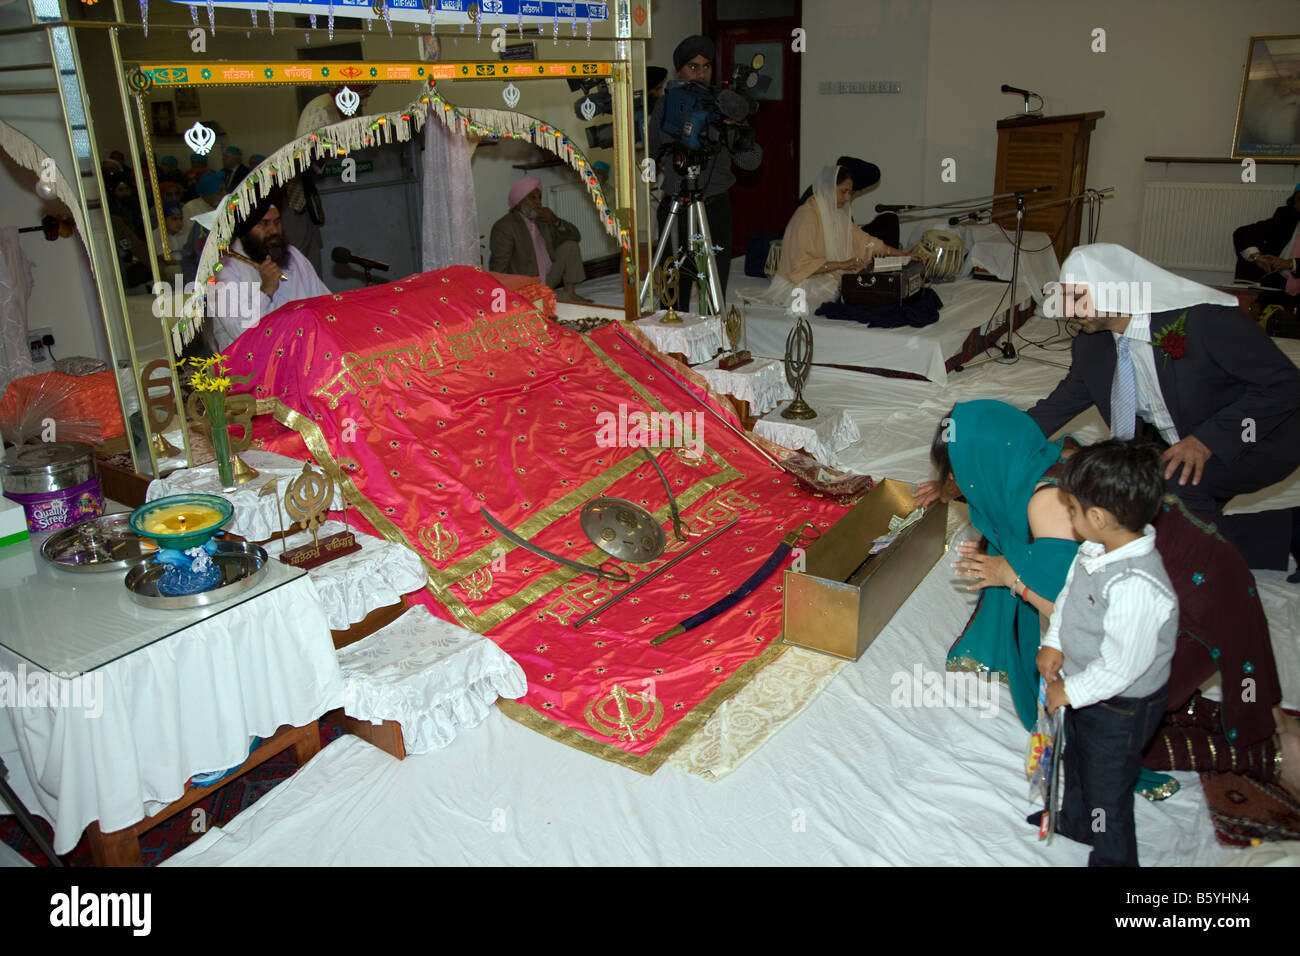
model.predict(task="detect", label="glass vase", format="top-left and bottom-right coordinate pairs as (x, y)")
top-left (207, 392), bottom-right (236, 491)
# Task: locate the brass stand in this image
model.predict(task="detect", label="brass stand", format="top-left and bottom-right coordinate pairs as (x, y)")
top-left (781, 314), bottom-right (817, 420)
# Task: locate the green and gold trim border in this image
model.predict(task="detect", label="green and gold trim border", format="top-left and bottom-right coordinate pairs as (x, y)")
top-left (134, 60), bottom-right (612, 88)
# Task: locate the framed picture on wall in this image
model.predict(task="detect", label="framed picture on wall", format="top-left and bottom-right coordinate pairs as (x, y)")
top-left (1232, 34), bottom-right (1300, 161)
top-left (150, 101), bottom-right (176, 137)
top-left (174, 88), bottom-right (201, 116)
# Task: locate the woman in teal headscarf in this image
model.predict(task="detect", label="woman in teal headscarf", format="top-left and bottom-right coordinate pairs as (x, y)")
top-left (916, 400), bottom-right (1293, 800)
top-left (927, 400), bottom-right (1078, 729)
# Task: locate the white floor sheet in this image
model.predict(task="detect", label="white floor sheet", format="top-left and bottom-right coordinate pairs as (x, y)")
top-left (166, 336), bottom-right (1300, 867)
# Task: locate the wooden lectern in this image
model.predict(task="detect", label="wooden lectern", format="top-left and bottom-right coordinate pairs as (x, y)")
top-left (993, 112), bottom-right (1104, 265)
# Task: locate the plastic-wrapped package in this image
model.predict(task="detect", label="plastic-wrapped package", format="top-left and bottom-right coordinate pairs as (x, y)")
top-left (0, 370), bottom-right (125, 445)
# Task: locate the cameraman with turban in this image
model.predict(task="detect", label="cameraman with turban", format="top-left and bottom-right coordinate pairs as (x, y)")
top-left (649, 35), bottom-right (762, 311)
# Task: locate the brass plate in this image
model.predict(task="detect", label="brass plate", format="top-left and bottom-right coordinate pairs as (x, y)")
top-left (579, 496), bottom-right (666, 565)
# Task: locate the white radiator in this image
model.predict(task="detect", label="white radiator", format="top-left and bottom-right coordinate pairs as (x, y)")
top-left (1138, 182), bottom-right (1290, 272)
top-left (547, 182), bottom-right (618, 261)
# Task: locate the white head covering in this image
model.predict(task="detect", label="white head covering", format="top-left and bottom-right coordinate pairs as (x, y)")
top-left (811, 165), bottom-right (854, 264)
top-left (1059, 243), bottom-right (1237, 315)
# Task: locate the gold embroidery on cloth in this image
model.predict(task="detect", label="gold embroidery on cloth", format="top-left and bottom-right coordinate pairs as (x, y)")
top-left (1136, 777), bottom-right (1181, 801)
top-left (459, 567), bottom-right (494, 600)
top-left (419, 522), bottom-right (459, 563)
top-left (585, 684), bottom-right (664, 741)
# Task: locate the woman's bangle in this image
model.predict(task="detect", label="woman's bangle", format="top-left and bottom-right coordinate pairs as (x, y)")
top-left (1013, 576), bottom-right (1024, 598)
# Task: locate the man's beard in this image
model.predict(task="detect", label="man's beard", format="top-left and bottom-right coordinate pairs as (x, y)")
top-left (243, 234), bottom-right (289, 267)
top-left (518, 204), bottom-right (538, 220)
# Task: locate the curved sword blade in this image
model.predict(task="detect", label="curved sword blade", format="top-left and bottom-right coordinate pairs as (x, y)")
top-left (479, 507), bottom-right (631, 584)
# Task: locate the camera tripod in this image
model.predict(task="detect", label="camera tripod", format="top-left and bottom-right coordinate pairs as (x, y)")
top-left (639, 158), bottom-right (725, 317)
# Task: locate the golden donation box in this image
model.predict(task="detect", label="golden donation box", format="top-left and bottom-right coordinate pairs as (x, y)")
top-left (783, 479), bottom-right (948, 660)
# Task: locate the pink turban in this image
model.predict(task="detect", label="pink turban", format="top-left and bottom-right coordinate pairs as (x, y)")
top-left (509, 175), bottom-right (542, 208)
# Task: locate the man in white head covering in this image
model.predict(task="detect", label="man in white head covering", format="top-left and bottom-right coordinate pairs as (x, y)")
top-left (1029, 243), bottom-right (1300, 570)
top-left (488, 175), bottom-right (591, 303)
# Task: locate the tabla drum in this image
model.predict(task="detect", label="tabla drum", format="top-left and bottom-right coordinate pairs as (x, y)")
top-left (910, 229), bottom-right (967, 281)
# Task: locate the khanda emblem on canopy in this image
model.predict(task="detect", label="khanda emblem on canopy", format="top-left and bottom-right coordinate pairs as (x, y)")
top-left (183, 121), bottom-right (216, 156)
top-left (585, 683), bottom-right (664, 742)
top-left (335, 86), bottom-right (361, 117)
top-left (419, 522), bottom-right (460, 563)
top-left (458, 567), bottom-right (493, 601)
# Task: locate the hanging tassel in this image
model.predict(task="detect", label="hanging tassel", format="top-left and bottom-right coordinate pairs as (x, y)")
top-left (305, 31), bottom-right (310, 44)
top-left (140, 0), bottom-right (149, 37)
top-left (552, 11), bottom-right (558, 43)
top-left (188, 3), bottom-right (198, 26)
top-left (586, 11), bottom-right (592, 45)
top-left (516, 7), bottom-right (522, 37)
top-left (206, 0), bottom-right (215, 33)
top-left (250, 8), bottom-right (258, 26)
top-left (475, 8), bottom-right (481, 43)
top-left (328, 0), bottom-right (334, 40)
top-left (310, 12), bottom-right (316, 29)
top-left (570, 15), bottom-right (576, 36)
top-left (428, 0), bottom-right (436, 34)
top-left (267, 0), bottom-right (274, 35)
top-left (381, 0), bottom-right (392, 37)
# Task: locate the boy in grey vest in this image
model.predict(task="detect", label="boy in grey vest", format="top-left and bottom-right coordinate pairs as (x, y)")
top-left (1034, 440), bottom-right (1177, 866)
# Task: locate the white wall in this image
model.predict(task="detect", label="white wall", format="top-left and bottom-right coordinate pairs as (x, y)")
top-left (921, 0), bottom-right (1300, 249)
top-left (798, 0), bottom-right (932, 221)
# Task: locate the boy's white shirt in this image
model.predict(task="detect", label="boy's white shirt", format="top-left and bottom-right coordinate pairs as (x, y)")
top-left (1041, 524), bottom-right (1176, 708)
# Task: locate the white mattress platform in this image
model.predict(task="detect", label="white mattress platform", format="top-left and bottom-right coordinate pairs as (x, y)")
top-left (165, 335), bottom-right (1300, 867)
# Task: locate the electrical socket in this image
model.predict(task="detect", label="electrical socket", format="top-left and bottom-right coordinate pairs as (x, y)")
top-left (28, 327), bottom-right (55, 367)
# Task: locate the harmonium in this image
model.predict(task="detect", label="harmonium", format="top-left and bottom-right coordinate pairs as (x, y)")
top-left (841, 258), bottom-right (925, 308)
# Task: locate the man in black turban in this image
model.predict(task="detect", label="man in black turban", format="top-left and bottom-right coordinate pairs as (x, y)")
top-left (209, 186), bottom-right (329, 349)
top-left (648, 34), bottom-right (763, 311)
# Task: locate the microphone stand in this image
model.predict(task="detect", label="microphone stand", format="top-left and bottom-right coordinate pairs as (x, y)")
top-left (957, 186), bottom-right (1114, 372)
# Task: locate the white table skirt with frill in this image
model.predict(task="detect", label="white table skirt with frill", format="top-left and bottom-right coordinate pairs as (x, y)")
top-left (693, 356), bottom-right (794, 417)
top-left (634, 312), bottom-right (725, 365)
top-left (337, 605), bottom-right (527, 755)
top-left (0, 568), bottom-right (342, 854)
top-left (275, 520), bottom-right (428, 631)
top-left (752, 403), bottom-right (862, 467)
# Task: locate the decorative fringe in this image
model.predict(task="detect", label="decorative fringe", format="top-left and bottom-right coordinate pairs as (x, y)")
top-left (179, 87), bottom-right (620, 348)
top-left (0, 119), bottom-right (90, 260)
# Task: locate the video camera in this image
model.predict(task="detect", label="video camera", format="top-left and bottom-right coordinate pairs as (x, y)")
top-left (660, 53), bottom-right (770, 157)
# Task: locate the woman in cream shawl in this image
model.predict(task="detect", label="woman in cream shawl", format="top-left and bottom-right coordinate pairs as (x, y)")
top-left (760, 164), bottom-right (912, 313)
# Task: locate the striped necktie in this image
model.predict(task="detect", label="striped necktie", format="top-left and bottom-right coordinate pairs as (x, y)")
top-left (1110, 335), bottom-right (1137, 440)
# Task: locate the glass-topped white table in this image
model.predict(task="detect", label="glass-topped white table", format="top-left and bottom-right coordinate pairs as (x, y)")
top-left (0, 517), bottom-right (344, 862)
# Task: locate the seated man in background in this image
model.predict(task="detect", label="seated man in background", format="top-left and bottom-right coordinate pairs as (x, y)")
top-left (182, 171), bottom-right (226, 238)
top-left (1233, 182), bottom-right (1300, 313)
top-left (489, 175), bottom-right (592, 304)
top-left (208, 188), bottom-right (329, 351)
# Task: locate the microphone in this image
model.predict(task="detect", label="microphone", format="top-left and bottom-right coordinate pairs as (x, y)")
top-left (1001, 84), bottom-right (1032, 97)
top-left (716, 88), bottom-right (750, 122)
top-left (332, 246), bottom-right (390, 272)
top-left (874, 203), bottom-right (914, 213)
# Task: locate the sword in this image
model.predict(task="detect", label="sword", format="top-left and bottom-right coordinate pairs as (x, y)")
top-left (641, 446), bottom-right (689, 542)
top-left (573, 517), bottom-right (739, 629)
top-left (649, 522), bottom-right (819, 646)
top-left (479, 506), bottom-right (631, 584)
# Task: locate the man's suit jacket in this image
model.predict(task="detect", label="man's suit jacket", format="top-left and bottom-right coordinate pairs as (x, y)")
top-left (1027, 304), bottom-right (1300, 468)
top-left (488, 209), bottom-right (580, 277)
top-left (1232, 203), bottom-right (1298, 286)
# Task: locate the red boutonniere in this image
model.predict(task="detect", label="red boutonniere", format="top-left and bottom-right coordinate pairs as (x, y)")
top-left (1151, 312), bottom-right (1188, 360)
